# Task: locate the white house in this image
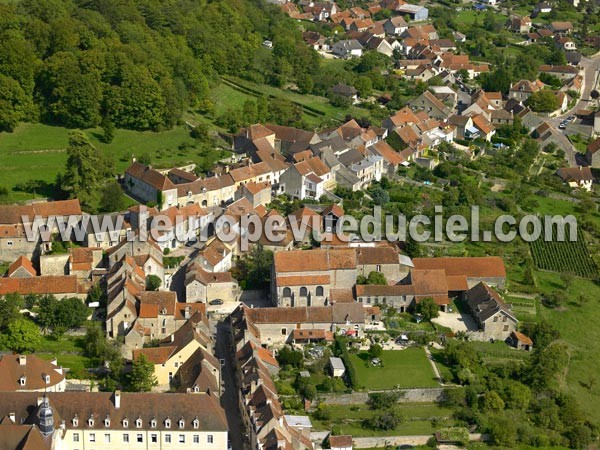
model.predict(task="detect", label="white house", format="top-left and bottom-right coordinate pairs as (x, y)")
top-left (329, 357), bottom-right (346, 377)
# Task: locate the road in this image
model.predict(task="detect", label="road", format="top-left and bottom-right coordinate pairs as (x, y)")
top-left (215, 320), bottom-right (249, 450)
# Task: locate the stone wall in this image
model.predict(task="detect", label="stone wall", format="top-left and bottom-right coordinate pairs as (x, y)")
top-left (320, 387), bottom-right (447, 405)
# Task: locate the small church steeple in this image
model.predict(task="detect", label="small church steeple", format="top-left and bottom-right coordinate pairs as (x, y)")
top-left (37, 395), bottom-right (54, 436)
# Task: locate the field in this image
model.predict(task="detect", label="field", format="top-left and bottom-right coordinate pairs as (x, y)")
top-left (0, 123), bottom-right (231, 202)
top-left (350, 348), bottom-right (439, 390)
top-left (529, 229), bottom-right (599, 278)
top-left (310, 402), bottom-right (455, 437)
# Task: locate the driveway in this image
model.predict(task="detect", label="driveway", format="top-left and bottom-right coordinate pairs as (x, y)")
top-left (432, 311), bottom-right (478, 333)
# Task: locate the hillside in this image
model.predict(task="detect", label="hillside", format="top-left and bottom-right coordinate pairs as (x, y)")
top-left (0, 0), bottom-right (319, 132)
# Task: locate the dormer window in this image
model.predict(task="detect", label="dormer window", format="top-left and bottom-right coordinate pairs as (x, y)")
top-left (44, 374), bottom-right (50, 384)
top-left (122, 418), bottom-right (129, 428)
top-left (165, 418), bottom-right (171, 429)
top-left (104, 417), bottom-right (110, 427)
top-left (178, 419), bottom-right (185, 429)
top-left (135, 418), bottom-right (142, 428)
top-left (72, 416), bottom-right (79, 427)
top-left (150, 418), bottom-right (157, 429)
top-left (193, 418), bottom-right (199, 429)
top-left (88, 417), bottom-right (94, 427)
top-left (193, 385), bottom-right (200, 393)
top-left (19, 376), bottom-right (26, 386)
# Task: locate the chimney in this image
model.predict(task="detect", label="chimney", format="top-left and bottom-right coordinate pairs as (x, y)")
top-left (185, 305), bottom-right (191, 319)
top-left (8, 413), bottom-right (15, 423)
top-left (171, 334), bottom-right (175, 343)
top-left (18, 355), bottom-right (26, 366)
top-left (114, 390), bottom-right (121, 409)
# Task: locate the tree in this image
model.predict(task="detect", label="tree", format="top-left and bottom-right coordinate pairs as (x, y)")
top-left (483, 390), bottom-right (505, 411)
top-left (128, 354), bottom-right (158, 392)
top-left (416, 297), bottom-right (439, 322)
top-left (526, 90), bottom-right (560, 113)
top-left (277, 346), bottom-right (304, 368)
top-left (370, 185), bottom-right (390, 205)
top-left (99, 181), bottom-right (126, 213)
top-left (101, 116), bottom-right (115, 144)
top-left (0, 293), bottom-right (24, 330)
top-left (363, 407), bottom-right (405, 430)
top-left (233, 244), bottom-right (274, 290)
top-left (0, 74), bottom-right (32, 131)
top-left (58, 131), bottom-right (102, 207)
top-left (37, 295), bottom-right (89, 336)
top-left (0, 318), bottom-right (41, 353)
top-left (368, 391), bottom-right (401, 410)
top-left (146, 275), bottom-right (162, 291)
top-left (368, 344), bottom-right (383, 359)
top-left (366, 271), bottom-right (387, 285)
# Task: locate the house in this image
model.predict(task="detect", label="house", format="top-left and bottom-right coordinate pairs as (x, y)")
top-left (322, 204), bottom-right (344, 233)
top-left (356, 246), bottom-right (407, 282)
top-left (507, 15), bottom-right (532, 34)
top-left (396, 4), bottom-right (428, 21)
top-left (556, 167), bottom-right (594, 191)
top-left (196, 239), bottom-right (232, 272)
top-left (510, 331), bottom-right (533, 351)
top-left (332, 40), bottom-right (363, 58)
top-left (329, 357), bottom-right (346, 377)
top-left (465, 282), bottom-right (517, 340)
top-left (532, 121), bottom-right (574, 154)
top-left (534, 2), bottom-right (552, 13)
top-left (587, 138), bottom-right (600, 168)
top-left (555, 37), bottom-right (576, 51)
top-left (448, 115), bottom-right (474, 140)
top-left (368, 140), bottom-right (407, 175)
top-left (508, 79), bottom-right (544, 102)
top-left (287, 156), bottom-right (333, 199)
top-left (0, 272), bottom-right (84, 299)
top-left (383, 16), bottom-right (408, 35)
top-left (407, 91), bottom-right (452, 121)
top-left (132, 319), bottom-right (216, 389)
top-left (355, 284), bottom-right (415, 312)
top-left (471, 114), bottom-right (496, 141)
top-left (330, 435), bottom-right (353, 450)
top-left (412, 257), bottom-right (507, 289)
top-left (271, 248), bottom-right (357, 306)
top-left (0, 391), bottom-right (228, 450)
top-left (362, 36), bottom-right (395, 57)
top-left (331, 83), bottom-right (358, 102)
top-left (405, 65), bottom-right (436, 82)
top-left (185, 264), bottom-right (239, 304)
top-left (549, 21), bottom-right (573, 35)
top-left (429, 86), bottom-right (458, 109)
top-left (0, 354), bottom-right (66, 393)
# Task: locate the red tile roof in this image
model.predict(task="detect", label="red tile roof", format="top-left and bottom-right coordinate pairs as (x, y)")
top-left (6, 256), bottom-right (36, 277)
top-left (412, 257), bottom-right (506, 278)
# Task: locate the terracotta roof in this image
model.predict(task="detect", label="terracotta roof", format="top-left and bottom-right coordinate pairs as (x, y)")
top-left (274, 249), bottom-right (357, 273)
top-left (6, 256), bottom-right (36, 277)
top-left (410, 269), bottom-right (448, 296)
top-left (132, 346), bottom-right (177, 365)
top-left (125, 162), bottom-right (175, 191)
top-left (471, 114), bottom-right (494, 135)
top-left (329, 288), bottom-right (355, 303)
top-left (330, 435), bottom-right (353, 447)
top-left (0, 355), bottom-right (64, 392)
top-left (356, 247), bottom-right (399, 265)
top-left (276, 275), bottom-right (330, 286)
top-left (0, 200), bottom-right (82, 225)
top-left (370, 141), bottom-right (404, 166)
top-left (138, 291), bottom-right (177, 317)
top-left (186, 266), bottom-right (234, 286)
top-left (242, 124), bottom-right (275, 140)
top-left (244, 306), bottom-right (334, 324)
top-left (293, 329), bottom-right (334, 341)
top-left (0, 276), bottom-right (80, 296)
top-left (0, 391), bottom-right (227, 432)
top-left (412, 257), bottom-right (506, 278)
top-left (587, 137), bottom-right (600, 154)
top-left (322, 204), bottom-right (344, 217)
top-left (512, 331), bottom-right (533, 346)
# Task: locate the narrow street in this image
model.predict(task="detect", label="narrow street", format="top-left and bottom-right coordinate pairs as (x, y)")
top-left (215, 320), bottom-right (249, 450)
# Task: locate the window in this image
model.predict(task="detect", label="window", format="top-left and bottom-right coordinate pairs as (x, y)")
top-left (208, 435), bottom-right (214, 443)
top-left (282, 287), bottom-right (291, 297)
top-left (19, 377), bottom-right (26, 386)
top-left (150, 419), bottom-right (157, 428)
top-left (179, 434), bottom-right (185, 443)
top-left (165, 434), bottom-right (172, 443)
top-left (299, 287), bottom-right (308, 297)
top-left (88, 418), bottom-right (94, 427)
top-left (122, 419), bottom-right (129, 428)
top-left (73, 433), bottom-right (79, 442)
top-left (89, 433), bottom-right (96, 442)
top-left (178, 419), bottom-right (185, 429)
top-left (493, 316), bottom-right (498, 322)
top-left (104, 434), bottom-right (111, 443)
top-left (165, 419), bottom-right (171, 429)
top-left (503, 325), bottom-right (509, 331)
top-left (104, 418), bottom-right (110, 427)
top-left (502, 316), bottom-right (507, 322)
top-left (376, 264), bottom-right (381, 272)
top-left (281, 328), bottom-right (287, 335)
top-left (135, 418), bottom-right (142, 428)
top-left (151, 434), bottom-right (158, 443)
top-left (316, 286), bottom-right (324, 296)
top-left (123, 433), bottom-right (129, 443)
top-left (137, 434), bottom-right (143, 443)
top-left (193, 419), bottom-right (199, 429)
top-left (72, 418), bottom-right (79, 427)
top-left (7, 241), bottom-right (13, 246)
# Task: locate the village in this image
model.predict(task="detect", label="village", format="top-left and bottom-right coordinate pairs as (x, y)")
top-left (0, 0), bottom-right (600, 448)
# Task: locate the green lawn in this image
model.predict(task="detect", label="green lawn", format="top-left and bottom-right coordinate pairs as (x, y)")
top-left (311, 402), bottom-right (455, 437)
top-left (350, 348), bottom-right (439, 390)
top-left (36, 334), bottom-right (98, 379)
top-left (0, 123), bottom-right (231, 202)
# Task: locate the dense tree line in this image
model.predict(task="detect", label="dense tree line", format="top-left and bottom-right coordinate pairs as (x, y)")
top-left (0, 0), bottom-right (319, 132)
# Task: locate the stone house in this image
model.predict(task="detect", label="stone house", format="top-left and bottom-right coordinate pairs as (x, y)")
top-left (466, 282), bottom-right (518, 340)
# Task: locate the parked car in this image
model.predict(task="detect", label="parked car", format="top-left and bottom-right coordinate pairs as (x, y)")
top-left (209, 299), bottom-right (224, 306)
top-left (185, 239), bottom-right (197, 247)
